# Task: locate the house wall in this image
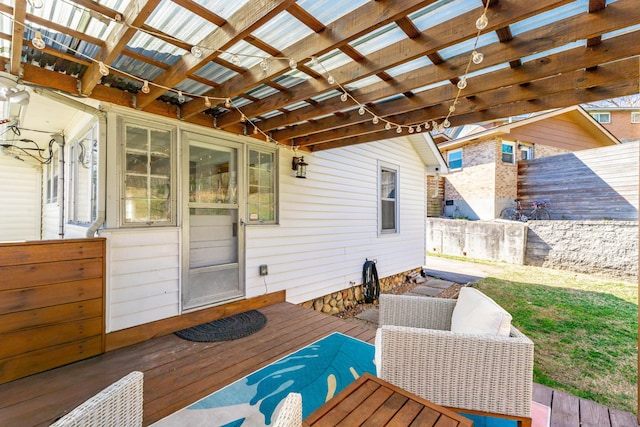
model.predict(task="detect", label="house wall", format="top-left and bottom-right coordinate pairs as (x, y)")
top-left (594, 110), bottom-right (640, 143)
top-left (506, 115), bottom-right (613, 151)
top-left (494, 138), bottom-right (519, 215)
top-left (443, 141), bottom-right (496, 220)
top-left (97, 107), bottom-right (428, 331)
top-left (244, 140), bottom-right (428, 305)
top-left (0, 157), bottom-right (41, 241)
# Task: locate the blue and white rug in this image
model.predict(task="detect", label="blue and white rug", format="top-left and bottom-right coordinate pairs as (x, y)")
top-left (152, 332), bottom-right (376, 427)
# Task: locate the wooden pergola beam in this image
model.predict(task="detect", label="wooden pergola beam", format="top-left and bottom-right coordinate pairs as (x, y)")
top-left (213, 0), bottom-right (572, 129)
top-left (293, 56), bottom-right (638, 147)
top-left (179, 0), bottom-right (438, 119)
top-left (260, 0), bottom-right (639, 136)
top-left (136, 0), bottom-right (297, 109)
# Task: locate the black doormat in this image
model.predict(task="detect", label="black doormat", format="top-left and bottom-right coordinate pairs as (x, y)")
top-left (175, 310), bottom-right (267, 342)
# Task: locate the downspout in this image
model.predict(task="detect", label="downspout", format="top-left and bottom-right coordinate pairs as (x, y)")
top-left (53, 133), bottom-right (65, 238)
top-left (32, 88), bottom-right (107, 237)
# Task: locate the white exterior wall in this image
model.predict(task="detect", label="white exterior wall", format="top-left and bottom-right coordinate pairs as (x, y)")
top-left (100, 228), bottom-right (180, 332)
top-left (0, 157), bottom-right (41, 241)
top-left (245, 139), bottom-right (427, 304)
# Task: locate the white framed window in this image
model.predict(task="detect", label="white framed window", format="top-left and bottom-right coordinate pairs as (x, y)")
top-left (447, 149), bottom-right (462, 170)
top-left (631, 112), bottom-right (640, 124)
top-left (121, 121), bottom-right (175, 226)
top-left (379, 162), bottom-right (398, 234)
top-left (590, 112), bottom-right (611, 124)
top-left (247, 147), bottom-right (277, 224)
top-left (519, 144), bottom-right (534, 161)
top-left (502, 141), bottom-right (515, 164)
top-left (68, 125), bottom-right (98, 224)
top-left (46, 147), bottom-right (58, 204)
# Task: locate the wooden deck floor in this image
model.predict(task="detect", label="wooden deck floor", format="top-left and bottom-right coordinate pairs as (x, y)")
top-left (0, 302), bottom-right (637, 427)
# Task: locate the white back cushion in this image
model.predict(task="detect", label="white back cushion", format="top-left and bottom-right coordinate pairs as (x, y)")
top-left (450, 287), bottom-right (512, 336)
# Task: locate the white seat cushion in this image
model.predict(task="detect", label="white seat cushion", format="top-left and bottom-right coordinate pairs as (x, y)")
top-left (450, 287), bottom-right (512, 336)
top-left (374, 327), bottom-right (382, 377)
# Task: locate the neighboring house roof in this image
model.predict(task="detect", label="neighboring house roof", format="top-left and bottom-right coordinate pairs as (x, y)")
top-left (438, 106), bottom-right (621, 151)
top-left (407, 132), bottom-right (449, 175)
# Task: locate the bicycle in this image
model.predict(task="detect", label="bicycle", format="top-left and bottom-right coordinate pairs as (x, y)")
top-left (499, 199), bottom-right (550, 221)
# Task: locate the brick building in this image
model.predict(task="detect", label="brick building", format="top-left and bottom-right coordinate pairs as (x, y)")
top-left (582, 107), bottom-right (640, 144)
top-left (436, 106), bottom-right (620, 220)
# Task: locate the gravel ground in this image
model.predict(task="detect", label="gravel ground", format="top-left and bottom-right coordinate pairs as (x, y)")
top-left (335, 281), bottom-right (464, 323)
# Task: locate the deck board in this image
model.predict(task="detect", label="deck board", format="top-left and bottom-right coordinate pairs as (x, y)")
top-left (0, 302), bottom-right (633, 426)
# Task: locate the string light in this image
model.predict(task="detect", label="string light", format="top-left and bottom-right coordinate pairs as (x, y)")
top-left (98, 61), bottom-right (109, 76)
top-left (32, 31), bottom-right (46, 50)
top-left (4, 0), bottom-right (492, 140)
top-left (190, 46), bottom-right (202, 58)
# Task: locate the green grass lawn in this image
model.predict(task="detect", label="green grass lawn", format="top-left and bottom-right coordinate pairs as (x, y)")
top-left (437, 255), bottom-right (638, 414)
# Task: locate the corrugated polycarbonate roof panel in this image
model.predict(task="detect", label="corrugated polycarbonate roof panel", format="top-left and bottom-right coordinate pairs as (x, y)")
top-left (509, 0), bottom-right (587, 36)
top-left (438, 31), bottom-right (498, 61)
top-left (296, 0), bottom-right (368, 26)
top-left (251, 10), bottom-right (314, 52)
top-left (410, 0), bottom-right (475, 32)
top-left (385, 57), bottom-right (433, 78)
top-left (112, 54), bottom-right (165, 81)
top-left (194, 62), bottom-right (238, 85)
top-left (193, 0), bottom-right (249, 20)
top-left (306, 49), bottom-right (352, 75)
top-left (146, 0), bottom-right (217, 46)
top-left (219, 40), bottom-right (268, 70)
top-left (350, 22), bottom-right (405, 56)
top-left (127, 30), bottom-right (185, 61)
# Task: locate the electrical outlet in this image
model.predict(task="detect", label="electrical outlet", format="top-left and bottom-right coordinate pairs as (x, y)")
top-left (259, 264), bottom-right (268, 276)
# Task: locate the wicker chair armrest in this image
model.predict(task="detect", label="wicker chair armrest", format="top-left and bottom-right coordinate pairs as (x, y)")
top-left (379, 294), bottom-right (456, 330)
top-left (378, 325), bottom-right (533, 418)
top-left (273, 392), bottom-right (302, 427)
top-left (50, 371), bottom-right (144, 427)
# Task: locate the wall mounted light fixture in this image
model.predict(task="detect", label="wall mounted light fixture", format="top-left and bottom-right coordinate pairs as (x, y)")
top-left (292, 156), bottom-right (308, 179)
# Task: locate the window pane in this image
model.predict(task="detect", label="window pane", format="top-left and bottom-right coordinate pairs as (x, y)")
top-left (448, 150), bottom-right (462, 169)
top-left (381, 170), bottom-right (395, 198)
top-left (124, 125), bottom-right (172, 224)
top-left (381, 200), bottom-right (396, 230)
top-left (248, 149), bottom-right (275, 223)
top-left (502, 143), bottom-right (514, 163)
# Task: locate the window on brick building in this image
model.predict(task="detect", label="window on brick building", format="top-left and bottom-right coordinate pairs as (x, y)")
top-left (447, 149), bottom-right (462, 170)
top-left (631, 112), bottom-right (640, 124)
top-left (590, 112), bottom-right (611, 124)
top-left (519, 144), bottom-right (534, 161)
top-left (502, 142), bottom-right (515, 164)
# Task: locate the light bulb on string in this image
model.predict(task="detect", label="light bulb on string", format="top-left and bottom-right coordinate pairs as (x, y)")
top-left (372, 116), bottom-right (379, 125)
top-left (177, 91), bottom-right (185, 103)
top-left (191, 46), bottom-right (202, 58)
top-left (443, 119), bottom-right (451, 128)
top-left (431, 120), bottom-right (438, 129)
top-left (385, 122), bottom-right (392, 130)
top-left (204, 96), bottom-right (211, 108)
top-left (288, 58), bottom-right (297, 69)
top-left (327, 75), bottom-right (335, 85)
top-left (472, 50), bottom-right (484, 64)
top-left (27, 0), bottom-right (44, 9)
top-left (408, 126), bottom-right (414, 133)
top-left (476, 13), bottom-right (489, 30)
top-left (424, 122), bottom-right (430, 130)
top-left (358, 105), bottom-right (365, 115)
top-left (310, 56), bottom-right (318, 66)
top-left (253, 126), bottom-right (259, 135)
top-left (449, 105), bottom-right (456, 113)
top-left (416, 125), bottom-right (422, 132)
top-left (340, 93), bottom-right (348, 102)
top-left (396, 126), bottom-right (402, 134)
top-left (141, 80), bottom-right (150, 94)
top-left (98, 61), bottom-right (109, 76)
top-left (224, 98), bottom-right (231, 108)
top-left (457, 77), bottom-right (467, 90)
top-left (260, 58), bottom-right (269, 71)
top-left (32, 31), bottom-right (46, 50)
top-left (231, 54), bottom-right (239, 65)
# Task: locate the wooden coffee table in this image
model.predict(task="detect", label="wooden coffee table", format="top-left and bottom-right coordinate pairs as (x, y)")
top-left (303, 372), bottom-right (473, 426)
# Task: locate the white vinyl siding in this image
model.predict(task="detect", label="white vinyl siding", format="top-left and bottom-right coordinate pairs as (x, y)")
top-left (0, 157), bottom-right (41, 241)
top-left (102, 228), bottom-right (180, 332)
top-left (244, 137), bottom-right (427, 305)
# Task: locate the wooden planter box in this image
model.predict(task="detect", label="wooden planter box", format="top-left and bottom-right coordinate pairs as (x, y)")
top-left (0, 238), bottom-right (106, 384)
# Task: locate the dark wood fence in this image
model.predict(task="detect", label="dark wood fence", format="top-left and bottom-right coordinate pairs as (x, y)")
top-left (0, 238), bottom-right (105, 384)
top-left (518, 142), bottom-right (638, 220)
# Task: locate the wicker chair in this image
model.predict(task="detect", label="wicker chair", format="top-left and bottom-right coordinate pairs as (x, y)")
top-left (376, 293), bottom-right (534, 426)
top-left (273, 392), bottom-right (302, 427)
top-left (50, 371), bottom-right (143, 427)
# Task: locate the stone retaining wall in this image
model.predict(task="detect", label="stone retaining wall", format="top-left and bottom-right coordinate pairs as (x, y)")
top-left (300, 267), bottom-right (422, 315)
top-left (526, 220), bottom-right (638, 280)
